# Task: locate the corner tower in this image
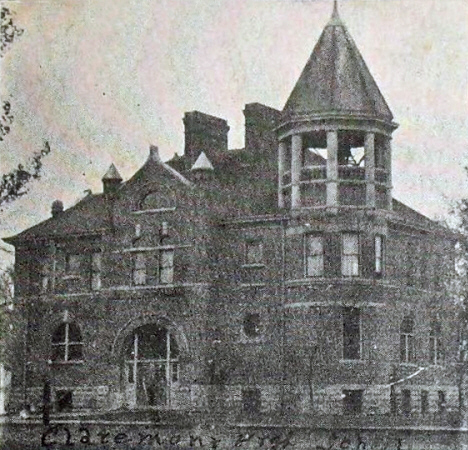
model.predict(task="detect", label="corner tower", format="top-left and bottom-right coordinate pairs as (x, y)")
top-left (277, 1), bottom-right (398, 211)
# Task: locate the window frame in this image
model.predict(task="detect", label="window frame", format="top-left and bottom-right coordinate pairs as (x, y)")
top-left (132, 252), bottom-right (147, 286)
top-left (242, 387), bottom-right (262, 415)
top-left (159, 249), bottom-right (174, 284)
top-left (374, 235), bottom-right (385, 276)
top-left (90, 252), bottom-right (102, 291)
top-left (242, 313), bottom-right (262, 339)
top-left (342, 307), bottom-right (361, 361)
top-left (65, 254), bottom-right (81, 276)
top-left (244, 239), bottom-right (264, 267)
top-left (51, 322), bottom-right (84, 363)
top-left (429, 321), bottom-right (443, 365)
top-left (401, 389), bottom-right (411, 416)
top-left (341, 233), bottom-right (360, 277)
top-left (343, 389), bottom-right (363, 414)
top-left (400, 317), bottom-right (415, 364)
top-left (304, 234), bottom-right (324, 278)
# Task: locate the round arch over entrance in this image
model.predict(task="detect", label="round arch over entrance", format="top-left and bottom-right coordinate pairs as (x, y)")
top-left (123, 324), bottom-right (179, 408)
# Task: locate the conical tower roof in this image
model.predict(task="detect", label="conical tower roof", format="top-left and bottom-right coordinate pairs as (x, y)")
top-left (283, 1), bottom-right (393, 121)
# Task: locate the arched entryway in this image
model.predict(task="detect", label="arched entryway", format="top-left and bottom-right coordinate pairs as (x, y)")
top-left (123, 324), bottom-right (179, 408)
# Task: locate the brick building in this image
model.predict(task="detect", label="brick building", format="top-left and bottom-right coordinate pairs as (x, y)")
top-left (2, 3), bottom-right (464, 449)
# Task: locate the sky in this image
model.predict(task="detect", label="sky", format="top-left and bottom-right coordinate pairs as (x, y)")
top-left (1, 0), bottom-right (468, 264)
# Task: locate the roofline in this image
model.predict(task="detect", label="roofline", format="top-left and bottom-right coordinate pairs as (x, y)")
top-left (3, 228), bottom-right (108, 246)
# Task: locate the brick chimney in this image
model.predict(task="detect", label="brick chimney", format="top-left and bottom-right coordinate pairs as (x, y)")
top-left (243, 103), bottom-right (281, 154)
top-left (183, 111), bottom-right (229, 165)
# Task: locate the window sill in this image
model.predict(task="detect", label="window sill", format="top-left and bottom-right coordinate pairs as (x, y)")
top-left (340, 359), bottom-right (365, 364)
top-left (48, 360), bottom-right (84, 366)
top-left (242, 264), bottom-right (265, 269)
top-left (62, 275), bottom-right (81, 280)
top-left (132, 207), bottom-right (176, 215)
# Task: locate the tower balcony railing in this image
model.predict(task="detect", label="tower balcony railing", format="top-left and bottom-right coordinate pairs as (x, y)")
top-left (301, 165), bottom-right (327, 181)
top-left (375, 168), bottom-right (388, 184)
top-left (338, 165), bottom-right (365, 181)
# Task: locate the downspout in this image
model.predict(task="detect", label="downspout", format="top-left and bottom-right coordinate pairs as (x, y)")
top-left (280, 217), bottom-right (287, 415)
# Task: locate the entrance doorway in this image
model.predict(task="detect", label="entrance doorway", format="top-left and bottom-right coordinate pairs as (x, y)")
top-left (123, 324), bottom-right (179, 407)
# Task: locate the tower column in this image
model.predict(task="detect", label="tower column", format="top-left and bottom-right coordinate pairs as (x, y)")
top-left (385, 138), bottom-right (393, 210)
top-left (278, 140), bottom-right (287, 208)
top-left (291, 134), bottom-right (302, 209)
top-left (365, 132), bottom-right (376, 208)
top-left (326, 130), bottom-right (338, 207)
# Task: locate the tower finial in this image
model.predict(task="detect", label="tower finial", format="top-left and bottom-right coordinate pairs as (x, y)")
top-left (328, 0), bottom-right (342, 25)
top-left (332, 0), bottom-right (338, 18)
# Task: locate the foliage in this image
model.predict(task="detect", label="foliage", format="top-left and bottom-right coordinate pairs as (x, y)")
top-left (0, 141), bottom-right (51, 207)
top-left (1, 7), bottom-right (23, 141)
top-left (0, 7), bottom-right (50, 206)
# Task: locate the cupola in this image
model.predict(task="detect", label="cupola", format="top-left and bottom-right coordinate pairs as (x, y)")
top-left (277, 0), bottom-right (398, 212)
top-left (102, 163), bottom-right (123, 194)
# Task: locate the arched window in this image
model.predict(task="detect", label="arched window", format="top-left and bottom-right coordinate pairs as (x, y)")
top-left (429, 321), bottom-right (443, 365)
top-left (123, 324), bottom-right (179, 407)
top-left (51, 323), bottom-right (83, 362)
top-left (139, 192), bottom-right (175, 211)
top-left (400, 317), bottom-right (414, 363)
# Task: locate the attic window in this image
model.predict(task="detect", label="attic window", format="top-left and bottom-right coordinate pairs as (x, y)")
top-left (139, 192), bottom-right (175, 211)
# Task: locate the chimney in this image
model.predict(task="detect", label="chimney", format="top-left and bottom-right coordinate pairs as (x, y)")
top-left (102, 163), bottom-right (123, 194)
top-left (183, 111), bottom-right (229, 165)
top-left (51, 200), bottom-right (64, 217)
top-left (243, 103), bottom-right (281, 154)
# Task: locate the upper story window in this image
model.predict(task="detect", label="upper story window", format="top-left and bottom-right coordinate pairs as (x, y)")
top-left (139, 191), bottom-right (176, 211)
top-left (429, 321), bottom-right (443, 365)
top-left (90, 253), bottom-right (101, 291)
top-left (51, 322), bottom-right (83, 362)
top-left (65, 254), bottom-right (81, 275)
top-left (305, 235), bottom-right (324, 277)
top-left (342, 233), bottom-right (359, 277)
top-left (375, 235), bottom-right (385, 276)
top-left (133, 253), bottom-right (147, 286)
top-left (243, 313), bottom-right (261, 339)
top-left (343, 307), bottom-right (361, 360)
top-left (159, 249), bottom-right (174, 284)
top-left (400, 317), bottom-right (415, 363)
top-left (245, 240), bottom-right (263, 266)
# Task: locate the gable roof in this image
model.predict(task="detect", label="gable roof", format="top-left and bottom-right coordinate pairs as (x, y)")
top-left (283, 5), bottom-right (393, 121)
top-left (3, 193), bottom-right (112, 243)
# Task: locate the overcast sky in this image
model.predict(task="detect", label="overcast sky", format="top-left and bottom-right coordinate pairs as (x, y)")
top-left (1, 0), bottom-right (467, 262)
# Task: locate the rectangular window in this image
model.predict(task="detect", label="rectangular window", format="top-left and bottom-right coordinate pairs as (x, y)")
top-left (133, 253), bottom-right (146, 285)
top-left (305, 235), bottom-right (324, 277)
top-left (91, 253), bottom-right (101, 291)
top-left (159, 249), bottom-right (174, 284)
top-left (242, 388), bottom-right (261, 415)
top-left (375, 235), bottom-right (384, 275)
top-left (401, 389), bottom-right (411, 416)
top-left (41, 262), bottom-right (50, 293)
top-left (429, 323), bottom-right (443, 365)
top-left (342, 233), bottom-right (359, 277)
top-left (56, 390), bottom-right (73, 412)
top-left (343, 389), bottom-right (363, 414)
top-left (421, 390), bottom-right (428, 416)
top-left (65, 254), bottom-right (81, 275)
top-left (245, 241), bottom-right (263, 265)
top-left (343, 307), bottom-right (361, 360)
top-left (438, 391), bottom-right (446, 414)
